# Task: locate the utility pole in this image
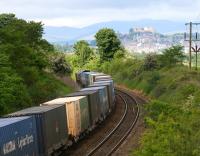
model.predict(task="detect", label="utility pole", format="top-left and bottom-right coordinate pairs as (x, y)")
top-left (191, 45), bottom-right (200, 70)
top-left (189, 22), bottom-right (192, 69)
top-left (185, 22), bottom-right (200, 70)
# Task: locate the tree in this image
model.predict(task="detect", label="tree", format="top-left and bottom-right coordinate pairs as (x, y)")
top-left (0, 52), bottom-right (32, 116)
top-left (52, 53), bottom-right (72, 75)
top-left (143, 53), bottom-right (158, 70)
top-left (0, 14), bottom-right (52, 71)
top-left (95, 28), bottom-right (123, 61)
top-left (0, 14), bottom-right (63, 115)
top-left (159, 45), bottom-right (185, 67)
top-left (0, 13), bottom-right (16, 28)
top-left (73, 40), bottom-right (93, 65)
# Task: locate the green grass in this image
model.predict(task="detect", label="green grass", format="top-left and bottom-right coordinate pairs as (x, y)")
top-left (99, 58), bottom-right (200, 156)
top-left (28, 72), bottom-right (74, 106)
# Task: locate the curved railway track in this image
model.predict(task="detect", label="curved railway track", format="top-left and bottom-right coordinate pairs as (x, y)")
top-left (86, 88), bottom-right (140, 156)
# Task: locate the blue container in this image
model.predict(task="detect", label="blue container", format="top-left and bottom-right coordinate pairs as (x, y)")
top-left (7, 105), bottom-right (68, 156)
top-left (0, 116), bottom-right (39, 156)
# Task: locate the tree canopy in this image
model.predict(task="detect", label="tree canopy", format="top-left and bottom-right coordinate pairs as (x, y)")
top-left (73, 40), bottom-right (93, 65)
top-left (0, 14), bottom-right (72, 116)
top-left (158, 45), bottom-right (185, 67)
top-left (95, 28), bottom-right (123, 61)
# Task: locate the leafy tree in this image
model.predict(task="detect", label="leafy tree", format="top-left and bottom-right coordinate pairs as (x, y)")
top-left (52, 53), bottom-right (72, 75)
top-left (114, 49), bottom-right (125, 59)
top-left (0, 14), bottom-right (72, 115)
top-left (143, 53), bottom-right (158, 70)
top-left (0, 13), bottom-right (16, 28)
top-left (0, 52), bottom-right (31, 116)
top-left (159, 45), bottom-right (185, 67)
top-left (73, 40), bottom-right (93, 65)
top-left (95, 28), bottom-right (123, 61)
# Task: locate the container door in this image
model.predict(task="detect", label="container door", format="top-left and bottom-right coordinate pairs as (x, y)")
top-left (75, 101), bottom-right (81, 136)
top-left (79, 97), bottom-right (90, 131)
top-left (67, 102), bottom-right (76, 137)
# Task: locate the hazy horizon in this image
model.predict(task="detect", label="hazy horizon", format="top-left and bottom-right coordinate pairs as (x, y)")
top-left (0, 0), bottom-right (200, 28)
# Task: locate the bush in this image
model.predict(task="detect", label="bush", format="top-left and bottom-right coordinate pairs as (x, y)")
top-left (143, 53), bottom-right (158, 70)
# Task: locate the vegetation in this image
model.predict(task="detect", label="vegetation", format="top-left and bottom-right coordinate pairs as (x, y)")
top-left (95, 28), bottom-right (124, 62)
top-left (68, 27), bottom-right (200, 155)
top-left (158, 45), bottom-right (185, 67)
top-left (0, 14), bottom-right (73, 116)
top-left (73, 40), bottom-right (93, 65)
top-left (97, 46), bottom-right (200, 156)
top-left (51, 52), bottom-right (72, 75)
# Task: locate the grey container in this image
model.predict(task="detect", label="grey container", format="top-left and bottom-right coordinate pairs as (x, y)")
top-left (42, 96), bottom-right (90, 139)
top-left (86, 73), bottom-right (108, 86)
top-left (79, 72), bottom-right (90, 87)
top-left (89, 83), bottom-right (112, 110)
top-left (66, 90), bottom-right (100, 126)
top-left (80, 86), bottom-right (109, 119)
top-left (0, 116), bottom-right (39, 156)
top-left (94, 75), bottom-right (112, 82)
top-left (92, 81), bottom-right (115, 109)
top-left (80, 71), bottom-right (102, 87)
top-left (76, 70), bottom-right (90, 84)
top-left (94, 80), bottom-right (115, 100)
top-left (6, 105), bottom-right (68, 156)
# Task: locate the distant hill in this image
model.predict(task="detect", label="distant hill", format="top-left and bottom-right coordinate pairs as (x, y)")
top-left (43, 19), bottom-right (185, 44)
top-left (118, 28), bottom-right (184, 53)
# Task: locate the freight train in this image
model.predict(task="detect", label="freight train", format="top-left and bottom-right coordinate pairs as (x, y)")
top-left (0, 71), bottom-right (115, 156)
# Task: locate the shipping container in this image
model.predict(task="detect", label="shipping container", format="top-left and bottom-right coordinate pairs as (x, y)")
top-left (66, 90), bottom-right (100, 126)
top-left (80, 72), bottom-right (95, 86)
top-left (93, 81), bottom-right (115, 109)
top-left (6, 105), bottom-right (68, 156)
top-left (79, 72), bottom-right (90, 87)
top-left (86, 73), bottom-right (108, 85)
top-left (80, 87), bottom-right (109, 118)
top-left (94, 75), bottom-right (112, 82)
top-left (0, 116), bottom-right (39, 156)
top-left (42, 96), bottom-right (90, 139)
top-left (78, 71), bottom-right (111, 87)
top-left (75, 70), bottom-right (90, 83)
top-left (89, 83), bottom-right (112, 110)
top-left (94, 80), bottom-right (115, 99)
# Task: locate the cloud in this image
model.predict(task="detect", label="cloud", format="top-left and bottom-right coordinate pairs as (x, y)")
top-left (0, 0), bottom-right (200, 27)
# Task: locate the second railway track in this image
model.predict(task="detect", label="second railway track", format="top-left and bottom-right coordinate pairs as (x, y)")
top-left (86, 88), bottom-right (140, 156)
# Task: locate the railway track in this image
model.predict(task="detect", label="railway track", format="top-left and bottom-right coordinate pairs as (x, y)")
top-left (86, 88), bottom-right (140, 156)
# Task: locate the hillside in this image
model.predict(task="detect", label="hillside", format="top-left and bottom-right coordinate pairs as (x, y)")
top-left (118, 29), bottom-right (184, 53)
top-left (103, 63), bottom-right (200, 156)
top-left (43, 19), bottom-right (185, 43)
top-left (97, 50), bottom-right (200, 155)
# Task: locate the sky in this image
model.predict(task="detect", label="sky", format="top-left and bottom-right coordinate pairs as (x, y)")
top-left (0, 0), bottom-right (200, 27)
